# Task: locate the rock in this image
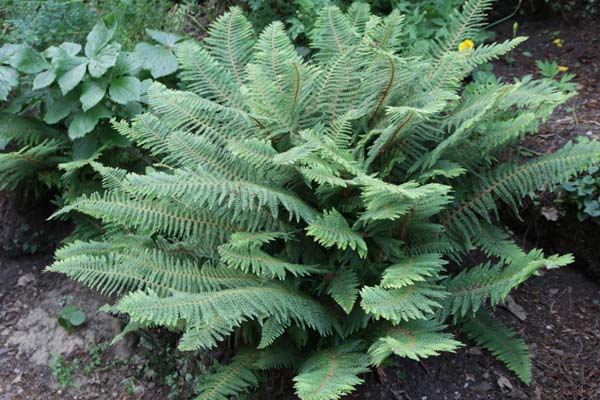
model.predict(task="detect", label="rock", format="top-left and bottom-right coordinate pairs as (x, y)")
top-left (497, 375), bottom-right (514, 391)
top-left (11, 373), bottom-right (22, 384)
top-left (501, 295), bottom-right (527, 321)
top-left (110, 317), bottom-right (138, 361)
top-left (467, 346), bottom-right (483, 356)
top-left (470, 382), bottom-right (494, 392)
top-left (16, 273), bottom-right (36, 287)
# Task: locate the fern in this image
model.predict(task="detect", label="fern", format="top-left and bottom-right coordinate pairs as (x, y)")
top-left (294, 342), bottom-right (371, 400)
top-left (47, 3), bottom-right (600, 399)
top-left (195, 350), bottom-right (260, 400)
top-left (368, 319), bottom-right (463, 364)
top-left (461, 309), bottom-right (532, 384)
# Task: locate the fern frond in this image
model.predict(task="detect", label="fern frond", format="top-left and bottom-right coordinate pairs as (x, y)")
top-left (442, 253), bottom-right (572, 321)
top-left (195, 349), bottom-right (259, 400)
top-left (360, 284), bottom-right (447, 324)
top-left (203, 7), bottom-right (255, 87)
top-left (326, 267), bottom-right (359, 314)
top-left (307, 209), bottom-right (367, 258)
top-left (369, 319), bottom-right (462, 364)
top-left (380, 253), bottom-right (447, 289)
top-left (175, 41), bottom-right (244, 108)
top-left (445, 139), bottom-right (600, 240)
top-left (126, 168), bottom-right (317, 222)
top-left (294, 342), bottom-right (370, 400)
top-left (258, 317), bottom-right (289, 349)
top-left (113, 284), bottom-right (336, 335)
top-left (0, 139), bottom-right (66, 191)
top-left (179, 315), bottom-right (243, 351)
top-left (219, 232), bottom-right (324, 280)
top-left (0, 112), bottom-right (65, 146)
top-left (460, 309), bottom-right (532, 384)
top-left (310, 6), bottom-right (359, 64)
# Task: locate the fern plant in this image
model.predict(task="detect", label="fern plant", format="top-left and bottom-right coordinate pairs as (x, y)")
top-left (49, 2), bottom-right (599, 399)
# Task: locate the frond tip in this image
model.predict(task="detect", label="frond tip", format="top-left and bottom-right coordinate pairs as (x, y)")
top-left (294, 342), bottom-right (370, 400)
top-left (460, 309), bottom-right (532, 384)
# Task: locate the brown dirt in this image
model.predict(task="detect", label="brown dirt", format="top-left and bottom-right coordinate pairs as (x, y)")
top-left (0, 252), bottom-right (172, 400)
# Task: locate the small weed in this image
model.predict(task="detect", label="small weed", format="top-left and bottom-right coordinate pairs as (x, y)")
top-left (57, 305), bottom-right (86, 333)
top-left (124, 377), bottom-right (137, 395)
top-left (51, 354), bottom-right (78, 390)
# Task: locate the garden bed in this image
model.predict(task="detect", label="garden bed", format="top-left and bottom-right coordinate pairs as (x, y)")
top-left (1, 8), bottom-right (600, 400)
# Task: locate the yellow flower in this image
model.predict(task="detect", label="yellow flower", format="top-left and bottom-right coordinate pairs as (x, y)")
top-left (553, 38), bottom-right (563, 48)
top-left (458, 39), bottom-right (475, 52)
top-left (558, 65), bottom-right (569, 72)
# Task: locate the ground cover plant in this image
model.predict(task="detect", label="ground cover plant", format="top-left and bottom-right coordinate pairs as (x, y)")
top-left (47, 1), bottom-right (600, 399)
top-left (0, 0), bottom-right (188, 50)
top-left (0, 20), bottom-right (184, 235)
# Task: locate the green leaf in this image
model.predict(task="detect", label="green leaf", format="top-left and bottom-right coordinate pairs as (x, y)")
top-left (88, 43), bottom-right (120, 78)
top-left (58, 62), bottom-right (88, 94)
top-left (9, 46), bottom-right (47, 74)
top-left (84, 21), bottom-right (116, 58)
top-left (33, 70), bottom-right (56, 90)
top-left (57, 304), bottom-right (86, 333)
top-left (44, 91), bottom-right (80, 124)
top-left (109, 76), bottom-right (141, 104)
top-left (58, 42), bottom-right (82, 57)
top-left (0, 44), bottom-right (21, 63)
top-left (134, 42), bottom-right (177, 78)
top-left (80, 79), bottom-right (107, 111)
top-left (0, 66), bottom-right (18, 101)
top-left (68, 104), bottom-right (111, 139)
top-left (146, 29), bottom-right (182, 48)
top-left (113, 52), bottom-right (142, 76)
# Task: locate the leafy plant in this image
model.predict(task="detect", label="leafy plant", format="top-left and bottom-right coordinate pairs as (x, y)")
top-left (0, 21), bottom-right (183, 233)
top-left (49, 2), bottom-right (600, 399)
top-left (1, 0), bottom-right (187, 51)
top-left (561, 166), bottom-right (600, 222)
top-left (57, 304), bottom-right (87, 332)
top-left (536, 59), bottom-right (577, 93)
top-left (230, 0), bottom-right (490, 50)
top-left (0, 0), bottom-right (97, 49)
top-left (51, 354), bottom-right (77, 389)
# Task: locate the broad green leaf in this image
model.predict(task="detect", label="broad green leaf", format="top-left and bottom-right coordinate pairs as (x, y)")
top-left (88, 43), bottom-right (120, 78)
top-left (146, 29), bottom-right (182, 48)
top-left (134, 42), bottom-right (177, 78)
top-left (113, 52), bottom-right (142, 76)
top-left (0, 66), bottom-right (18, 101)
top-left (84, 21), bottom-right (116, 58)
top-left (8, 46), bottom-right (47, 74)
top-left (33, 70), bottom-right (56, 90)
top-left (0, 44), bottom-right (21, 63)
top-left (68, 104), bottom-right (111, 139)
top-left (80, 79), bottom-right (107, 111)
top-left (58, 62), bottom-right (88, 94)
top-left (59, 42), bottom-right (82, 57)
top-left (72, 135), bottom-right (99, 160)
top-left (109, 76), bottom-right (140, 104)
top-left (44, 91), bottom-right (80, 124)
